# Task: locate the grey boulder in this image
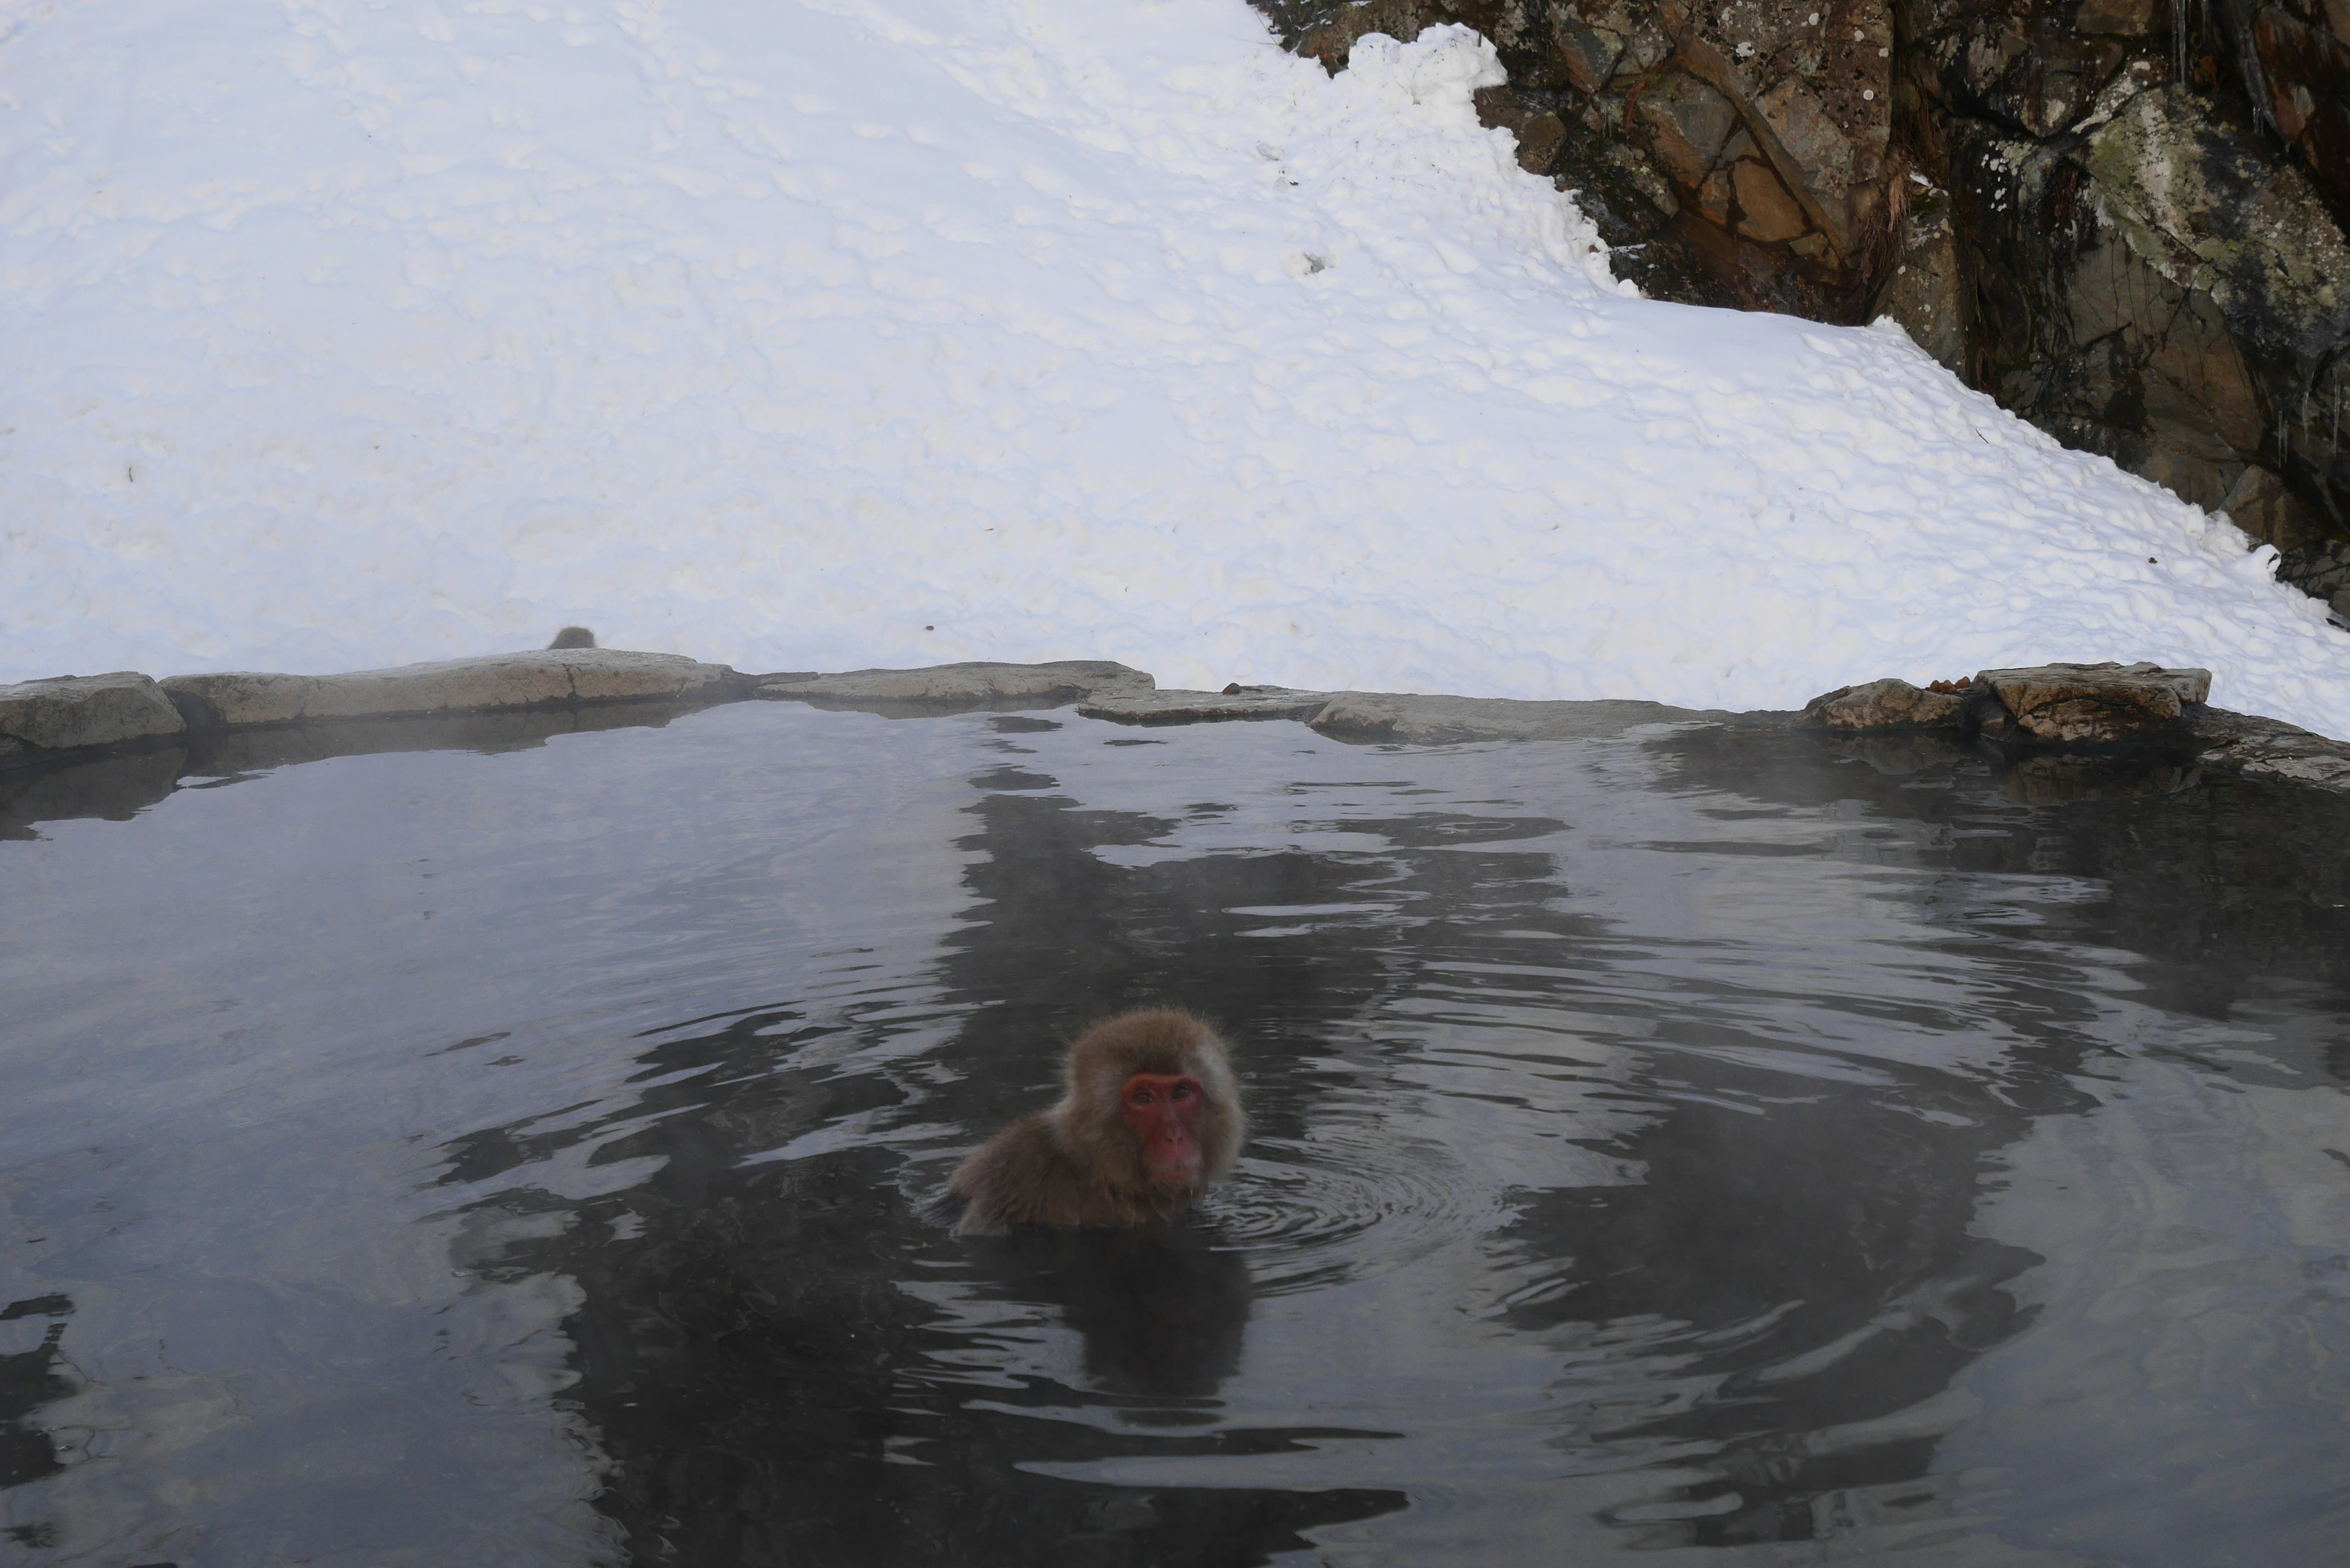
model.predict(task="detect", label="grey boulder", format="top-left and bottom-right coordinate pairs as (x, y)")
top-left (0, 672), bottom-right (186, 760)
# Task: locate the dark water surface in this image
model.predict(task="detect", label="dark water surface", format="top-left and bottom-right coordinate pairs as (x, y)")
top-left (4, 701), bottom-right (2348, 1567)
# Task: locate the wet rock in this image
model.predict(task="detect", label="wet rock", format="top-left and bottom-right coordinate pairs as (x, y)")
top-left (164, 649), bottom-right (737, 730)
top-left (0, 672), bottom-right (186, 762)
top-left (1969, 660), bottom-right (2212, 745)
top-left (1917, 0), bottom-right (2125, 140)
top-left (2083, 88), bottom-right (2350, 368)
top-left (2248, 0), bottom-right (2350, 213)
top-left (1800, 677), bottom-right (1966, 730)
top-left (758, 661), bottom-right (1154, 705)
top-left (2189, 704), bottom-right (2350, 793)
top-left (1309, 692), bottom-right (1712, 743)
top-left (1078, 687), bottom-right (1334, 725)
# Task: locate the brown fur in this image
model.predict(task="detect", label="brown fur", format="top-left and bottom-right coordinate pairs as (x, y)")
top-left (947, 1009), bottom-right (1245, 1236)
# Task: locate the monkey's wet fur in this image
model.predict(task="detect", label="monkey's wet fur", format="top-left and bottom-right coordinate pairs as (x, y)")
top-left (947, 1009), bottom-right (1245, 1235)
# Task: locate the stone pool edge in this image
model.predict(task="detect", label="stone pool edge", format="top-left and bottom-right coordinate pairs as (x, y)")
top-left (4, 651), bottom-right (2346, 799)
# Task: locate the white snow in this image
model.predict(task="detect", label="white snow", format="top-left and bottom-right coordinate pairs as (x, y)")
top-left (5, 0), bottom-right (2348, 732)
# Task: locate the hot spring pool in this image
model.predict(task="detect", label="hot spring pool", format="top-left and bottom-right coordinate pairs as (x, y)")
top-left (2, 698), bottom-right (2346, 1566)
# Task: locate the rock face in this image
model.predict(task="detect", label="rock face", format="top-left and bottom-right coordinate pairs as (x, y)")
top-left (164, 649), bottom-right (737, 730)
top-left (1800, 678), bottom-right (1964, 730)
top-left (1283, 0), bottom-right (1903, 317)
top-left (0, 672), bottom-right (186, 764)
top-left (758, 661), bottom-right (1154, 705)
top-left (1260, 0), bottom-right (2350, 582)
top-left (1970, 660), bottom-right (2212, 743)
top-left (1957, 80), bottom-right (2350, 551)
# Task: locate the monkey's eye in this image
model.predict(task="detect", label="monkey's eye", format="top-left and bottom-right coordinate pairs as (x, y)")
top-left (1132, 1089), bottom-right (1155, 1105)
top-left (1171, 1083), bottom-right (1195, 1100)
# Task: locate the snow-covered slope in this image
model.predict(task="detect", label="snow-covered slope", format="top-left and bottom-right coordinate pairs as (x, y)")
top-left (5, 0), bottom-right (2346, 731)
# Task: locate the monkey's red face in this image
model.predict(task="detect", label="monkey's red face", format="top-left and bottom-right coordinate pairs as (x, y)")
top-left (1119, 1073), bottom-right (1204, 1187)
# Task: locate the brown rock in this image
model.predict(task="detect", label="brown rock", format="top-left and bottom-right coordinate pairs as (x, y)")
top-left (1635, 72), bottom-right (1739, 189)
top-left (2074, 0), bottom-right (2159, 34)
top-left (0, 672), bottom-right (186, 757)
top-left (1554, 18), bottom-right (1625, 93)
top-left (1696, 168), bottom-right (1735, 226)
top-left (1799, 678), bottom-right (1965, 731)
top-left (2221, 465), bottom-right (2329, 552)
top-left (1515, 111), bottom-right (1569, 175)
top-left (1734, 159), bottom-right (1810, 242)
top-left (1972, 661), bottom-right (2212, 745)
top-left (1678, 0), bottom-right (1893, 256)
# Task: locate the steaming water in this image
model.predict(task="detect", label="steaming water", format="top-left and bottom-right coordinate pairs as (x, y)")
top-left (3, 701), bottom-right (2348, 1566)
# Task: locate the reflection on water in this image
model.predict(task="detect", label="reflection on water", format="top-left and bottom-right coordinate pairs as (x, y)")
top-left (3, 703), bottom-right (2348, 1566)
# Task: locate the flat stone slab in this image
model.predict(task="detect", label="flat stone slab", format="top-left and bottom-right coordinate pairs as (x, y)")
top-left (758, 660), bottom-right (1153, 705)
top-left (1309, 693), bottom-right (1724, 745)
top-left (1800, 678), bottom-right (1964, 731)
top-left (163, 649), bottom-right (737, 730)
top-left (0, 671), bottom-right (185, 762)
top-left (1973, 661), bottom-right (2212, 745)
top-left (1078, 686), bottom-right (1334, 725)
top-left (2189, 707), bottom-right (2350, 794)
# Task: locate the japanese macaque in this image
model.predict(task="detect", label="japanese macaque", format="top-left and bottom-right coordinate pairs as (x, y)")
top-left (547, 625), bottom-right (596, 649)
top-left (947, 1009), bottom-right (1245, 1236)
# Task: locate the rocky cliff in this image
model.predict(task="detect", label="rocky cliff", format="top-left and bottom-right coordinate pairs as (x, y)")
top-left (1256, 0), bottom-right (2350, 616)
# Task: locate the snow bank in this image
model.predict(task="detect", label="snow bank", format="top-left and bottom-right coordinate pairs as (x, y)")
top-left (5, 0), bottom-right (2348, 732)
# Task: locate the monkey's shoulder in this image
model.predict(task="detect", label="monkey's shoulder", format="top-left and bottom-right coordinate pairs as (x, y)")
top-left (949, 1112), bottom-right (1147, 1233)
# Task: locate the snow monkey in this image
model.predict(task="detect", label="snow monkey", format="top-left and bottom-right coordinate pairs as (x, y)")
top-left (947, 1009), bottom-right (1246, 1235)
top-left (547, 625), bottom-right (596, 649)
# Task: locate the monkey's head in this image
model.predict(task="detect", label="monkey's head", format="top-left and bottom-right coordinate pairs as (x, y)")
top-left (1059, 1009), bottom-right (1245, 1201)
